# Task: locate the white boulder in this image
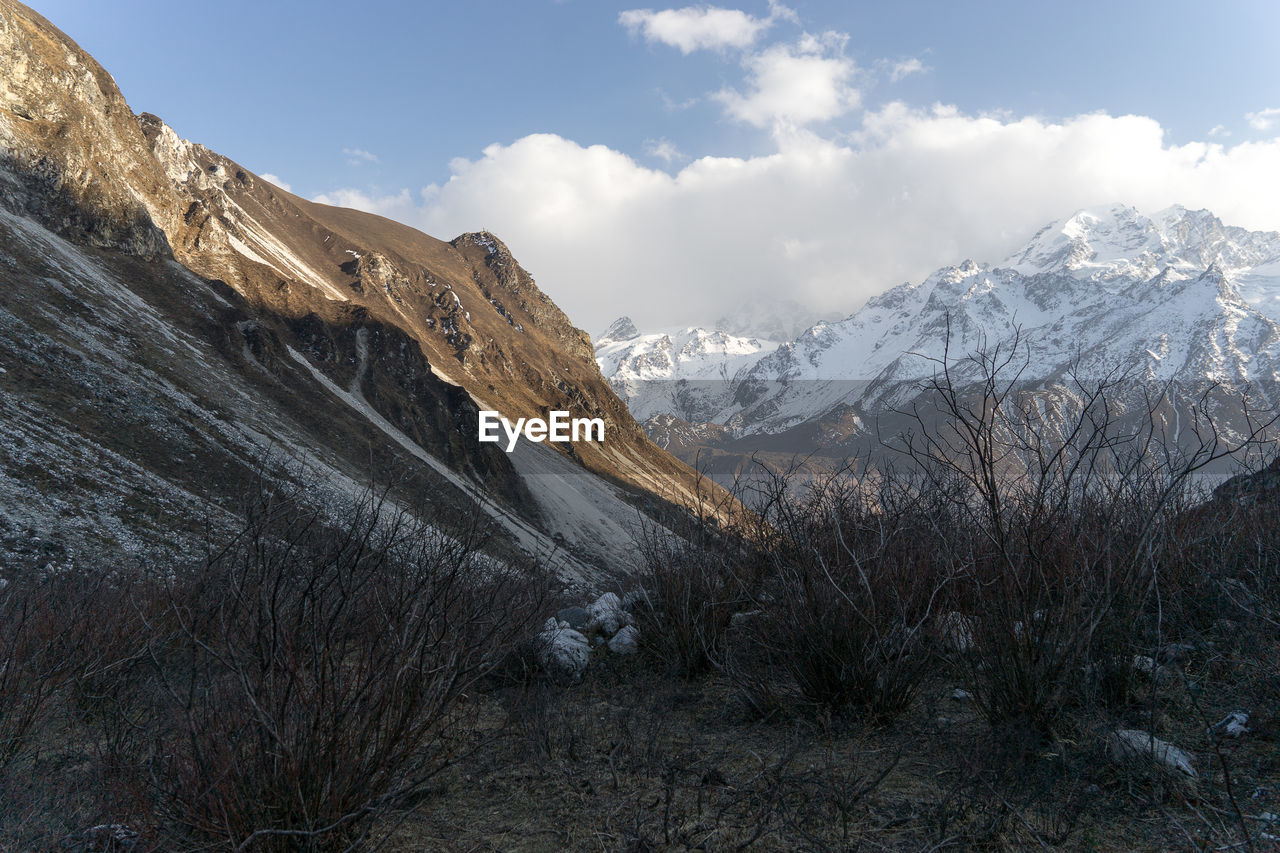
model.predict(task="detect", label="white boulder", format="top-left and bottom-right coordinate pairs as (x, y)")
top-left (1107, 729), bottom-right (1197, 789)
top-left (537, 618), bottom-right (590, 683)
top-left (1209, 710), bottom-right (1250, 739)
top-left (608, 624), bottom-right (640, 655)
top-left (586, 592), bottom-right (629, 638)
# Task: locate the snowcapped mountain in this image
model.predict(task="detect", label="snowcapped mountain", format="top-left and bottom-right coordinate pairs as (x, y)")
top-left (600, 204), bottom-right (1280, 448)
top-left (594, 317), bottom-right (779, 422)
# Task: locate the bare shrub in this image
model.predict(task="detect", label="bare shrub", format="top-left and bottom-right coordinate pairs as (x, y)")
top-left (0, 575), bottom-right (87, 767)
top-left (927, 725), bottom-right (1096, 848)
top-left (727, 463), bottom-right (948, 720)
top-left (140, 486), bottom-right (548, 851)
top-left (633, 476), bottom-right (763, 677)
top-left (897, 325), bottom-right (1274, 734)
top-left (0, 567), bottom-right (164, 849)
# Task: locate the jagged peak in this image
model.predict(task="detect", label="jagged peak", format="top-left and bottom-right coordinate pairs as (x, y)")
top-left (1001, 203), bottom-right (1280, 279)
top-left (0, 3), bottom-right (181, 258)
top-left (598, 316), bottom-right (639, 343)
top-left (452, 230), bottom-right (510, 258)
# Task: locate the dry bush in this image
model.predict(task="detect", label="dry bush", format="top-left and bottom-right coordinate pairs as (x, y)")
top-left (897, 326), bottom-right (1273, 734)
top-left (0, 568), bottom-right (163, 848)
top-left (1165, 458), bottom-right (1280, 634)
top-left (726, 464), bottom-right (948, 720)
top-left (136, 487), bottom-right (548, 851)
top-left (926, 725), bottom-right (1097, 849)
top-left (633, 480), bottom-right (763, 677)
top-left (0, 574), bottom-right (93, 767)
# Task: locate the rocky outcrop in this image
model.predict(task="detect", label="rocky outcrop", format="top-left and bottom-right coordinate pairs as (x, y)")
top-left (0, 2), bottom-right (178, 256)
top-left (1213, 455), bottom-right (1280, 506)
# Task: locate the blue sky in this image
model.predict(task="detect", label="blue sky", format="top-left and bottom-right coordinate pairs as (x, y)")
top-left (27, 0), bottom-right (1280, 332)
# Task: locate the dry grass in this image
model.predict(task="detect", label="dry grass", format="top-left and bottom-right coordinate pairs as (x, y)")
top-left (378, 631), bottom-right (1280, 852)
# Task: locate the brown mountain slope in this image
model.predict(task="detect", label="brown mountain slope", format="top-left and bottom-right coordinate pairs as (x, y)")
top-left (0, 0), bottom-right (724, 579)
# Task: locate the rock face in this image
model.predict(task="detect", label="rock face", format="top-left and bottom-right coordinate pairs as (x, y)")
top-left (0, 0), bottom-right (724, 580)
top-left (0, 4), bottom-right (178, 257)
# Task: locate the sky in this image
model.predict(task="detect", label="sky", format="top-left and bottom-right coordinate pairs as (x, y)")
top-left (26, 0), bottom-right (1280, 335)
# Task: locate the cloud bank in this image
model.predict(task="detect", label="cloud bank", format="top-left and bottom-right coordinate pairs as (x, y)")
top-left (315, 106), bottom-right (1280, 334)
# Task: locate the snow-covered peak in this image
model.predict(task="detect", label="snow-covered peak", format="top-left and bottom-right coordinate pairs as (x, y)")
top-left (598, 316), bottom-right (639, 344)
top-left (595, 326), bottom-right (779, 379)
top-left (594, 324), bottom-right (780, 422)
top-left (1004, 204), bottom-right (1165, 276)
top-left (1002, 204), bottom-right (1280, 285)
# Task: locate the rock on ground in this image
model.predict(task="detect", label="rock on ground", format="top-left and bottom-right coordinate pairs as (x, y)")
top-left (586, 591), bottom-right (629, 638)
top-left (608, 624), bottom-right (640, 655)
top-left (1106, 729), bottom-right (1198, 790)
top-left (1209, 710), bottom-right (1250, 739)
top-left (537, 617), bottom-right (590, 684)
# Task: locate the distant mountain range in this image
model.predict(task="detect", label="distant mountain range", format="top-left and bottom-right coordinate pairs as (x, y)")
top-left (597, 204), bottom-right (1280, 465)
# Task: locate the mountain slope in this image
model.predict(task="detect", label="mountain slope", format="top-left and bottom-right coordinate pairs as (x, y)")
top-left (0, 0), bottom-right (718, 581)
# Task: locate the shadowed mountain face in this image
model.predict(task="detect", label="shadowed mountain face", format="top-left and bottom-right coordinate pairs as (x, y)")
top-left (0, 0), bottom-right (717, 583)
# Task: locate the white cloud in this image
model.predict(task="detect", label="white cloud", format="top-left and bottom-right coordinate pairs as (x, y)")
top-left (714, 32), bottom-right (859, 127)
top-left (313, 186), bottom-right (418, 219)
top-left (1208, 124), bottom-right (1231, 138)
top-left (1245, 107), bottom-right (1280, 131)
top-left (342, 147), bottom-right (380, 165)
top-left (888, 57), bottom-right (926, 82)
top-left (659, 91), bottom-right (701, 112)
top-left (645, 138), bottom-right (685, 162)
top-left (315, 108), bottom-right (1280, 335)
top-left (258, 173), bottom-right (292, 192)
top-left (619, 2), bottom-right (794, 54)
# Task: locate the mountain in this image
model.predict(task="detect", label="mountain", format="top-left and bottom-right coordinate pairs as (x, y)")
top-left (0, 0), bottom-right (717, 583)
top-left (595, 320), bottom-right (779, 423)
top-left (599, 204), bottom-right (1280, 463)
